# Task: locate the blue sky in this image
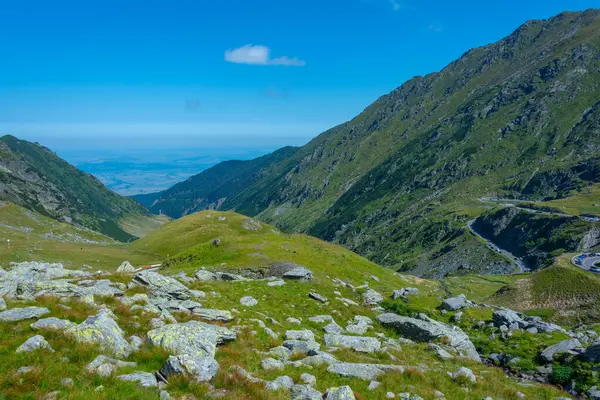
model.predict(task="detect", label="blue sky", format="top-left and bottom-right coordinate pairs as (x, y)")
top-left (1, 0), bottom-right (598, 149)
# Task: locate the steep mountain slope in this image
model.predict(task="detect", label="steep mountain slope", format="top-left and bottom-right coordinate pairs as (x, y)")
top-left (0, 135), bottom-right (162, 241)
top-left (133, 146), bottom-right (298, 218)
top-left (140, 10), bottom-right (600, 277)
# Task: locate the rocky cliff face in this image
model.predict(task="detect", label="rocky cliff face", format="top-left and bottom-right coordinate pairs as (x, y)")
top-left (473, 207), bottom-right (599, 269)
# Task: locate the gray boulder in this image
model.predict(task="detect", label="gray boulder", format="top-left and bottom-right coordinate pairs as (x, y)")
top-left (327, 362), bottom-right (406, 380)
top-left (159, 354), bottom-right (219, 382)
top-left (324, 334), bottom-right (381, 353)
top-left (324, 322), bottom-right (344, 334)
top-left (540, 339), bottom-right (582, 362)
top-left (194, 268), bottom-right (217, 281)
top-left (286, 329), bottom-right (315, 342)
top-left (66, 308), bottom-right (131, 358)
top-left (86, 355), bottom-right (137, 376)
top-left (362, 289), bottom-right (384, 306)
top-left (325, 386), bottom-right (355, 400)
top-left (118, 372), bottom-right (158, 387)
top-left (584, 343), bottom-right (600, 362)
top-left (441, 294), bottom-right (468, 311)
top-left (449, 367), bottom-right (476, 385)
top-left (192, 308), bottom-right (234, 322)
top-left (282, 340), bottom-right (320, 354)
top-left (377, 313), bottom-right (480, 362)
top-left (392, 288), bottom-right (419, 299)
top-left (240, 296), bottom-right (258, 307)
top-left (30, 317), bottom-right (75, 331)
top-left (283, 267), bottom-right (313, 282)
top-left (291, 384), bottom-right (322, 400)
top-left (492, 309), bottom-right (522, 327)
top-left (0, 306), bottom-right (49, 322)
top-left (16, 335), bottom-right (54, 353)
top-left (147, 320), bottom-right (235, 358)
top-left (129, 271), bottom-right (192, 301)
top-left (116, 261), bottom-right (135, 273)
top-left (261, 357), bottom-right (284, 371)
top-left (309, 292), bottom-right (328, 303)
top-left (267, 375), bottom-right (295, 390)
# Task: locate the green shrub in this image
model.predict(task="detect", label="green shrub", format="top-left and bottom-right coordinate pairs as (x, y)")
top-left (551, 365), bottom-right (574, 385)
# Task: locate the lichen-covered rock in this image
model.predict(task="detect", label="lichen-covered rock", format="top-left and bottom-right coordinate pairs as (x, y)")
top-left (377, 313), bottom-right (480, 362)
top-left (325, 385), bottom-right (356, 400)
top-left (30, 317), bottom-right (76, 332)
top-left (267, 375), bottom-right (295, 391)
top-left (301, 352), bottom-right (339, 366)
top-left (324, 334), bottom-right (381, 353)
top-left (346, 316), bottom-right (373, 335)
top-left (16, 335), bottom-right (54, 353)
top-left (65, 308), bottom-right (131, 358)
top-left (282, 340), bottom-right (320, 354)
top-left (159, 354), bottom-right (219, 382)
top-left (0, 306), bottom-right (49, 322)
top-left (147, 320), bottom-right (236, 358)
top-left (449, 367), bottom-right (476, 385)
top-left (324, 322), bottom-right (344, 334)
top-left (290, 384), bottom-right (322, 400)
top-left (0, 297), bottom-right (6, 311)
top-left (261, 357), bottom-right (284, 371)
top-left (129, 271), bottom-right (192, 301)
top-left (118, 372), bottom-right (158, 387)
top-left (194, 268), bottom-right (217, 281)
top-left (362, 289), bottom-right (383, 306)
top-left (327, 363), bottom-right (406, 380)
top-left (192, 308), bottom-right (233, 322)
top-left (86, 355), bottom-right (137, 376)
top-left (240, 296), bottom-right (258, 307)
top-left (286, 329), bottom-right (315, 342)
top-left (116, 261), bottom-right (135, 273)
top-left (129, 335), bottom-right (144, 353)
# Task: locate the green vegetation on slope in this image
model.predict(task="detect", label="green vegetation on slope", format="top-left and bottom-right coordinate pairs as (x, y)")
top-left (488, 259), bottom-right (600, 325)
top-left (0, 135), bottom-right (164, 241)
top-left (0, 202), bottom-right (162, 268)
top-left (134, 10), bottom-right (600, 278)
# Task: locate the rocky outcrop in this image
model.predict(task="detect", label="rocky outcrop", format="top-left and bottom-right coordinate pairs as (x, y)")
top-left (377, 313), bottom-right (481, 362)
top-left (129, 271), bottom-right (192, 301)
top-left (65, 309), bottom-right (131, 358)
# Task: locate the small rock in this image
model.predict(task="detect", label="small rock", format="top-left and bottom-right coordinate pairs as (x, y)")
top-left (118, 371), bottom-right (158, 387)
top-left (16, 335), bottom-right (54, 353)
top-left (309, 292), bottom-right (328, 303)
top-left (240, 296), bottom-right (258, 307)
top-left (301, 373), bottom-right (316, 386)
top-left (261, 358), bottom-right (284, 371)
top-left (325, 385), bottom-right (356, 400)
top-left (362, 289), bottom-right (383, 306)
top-left (450, 367), bottom-right (476, 385)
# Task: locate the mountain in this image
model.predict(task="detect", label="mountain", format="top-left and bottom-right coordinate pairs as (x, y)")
top-left (133, 146), bottom-right (298, 217)
top-left (0, 135), bottom-right (165, 241)
top-left (136, 10), bottom-right (600, 277)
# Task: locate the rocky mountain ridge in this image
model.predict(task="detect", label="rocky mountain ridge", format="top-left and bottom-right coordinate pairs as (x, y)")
top-left (135, 10), bottom-right (600, 277)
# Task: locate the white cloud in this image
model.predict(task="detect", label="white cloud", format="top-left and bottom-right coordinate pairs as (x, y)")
top-left (224, 45), bottom-right (305, 66)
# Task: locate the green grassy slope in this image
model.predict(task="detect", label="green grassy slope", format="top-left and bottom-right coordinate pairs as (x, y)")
top-left (0, 210), bottom-right (573, 399)
top-left (488, 258), bottom-right (600, 324)
top-left (134, 146), bottom-right (299, 219)
top-left (0, 202), bottom-right (162, 268)
top-left (0, 135), bottom-right (163, 241)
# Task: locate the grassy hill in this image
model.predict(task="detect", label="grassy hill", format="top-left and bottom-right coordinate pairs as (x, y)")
top-left (487, 257), bottom-right (600, 325)
top-left (136, 10), bottom-right (600, 278)
top-left (0, 135), bottom-right (164, 241)
top-left (0, 201), bottom-right (162, 269)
